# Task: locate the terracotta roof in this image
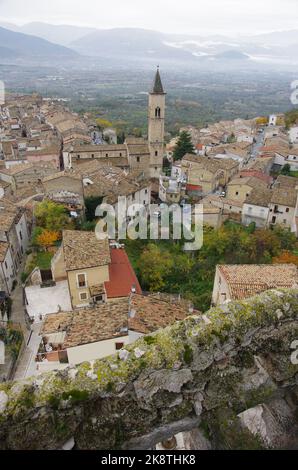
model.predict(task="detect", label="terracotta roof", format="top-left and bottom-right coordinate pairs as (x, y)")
top-left (71, 144), bottom-right (127, 153)
top-left (249, 157), bottom-right (273, 172)
top-left (41, 299), bottom-right (129, 349)
top-left (41, 311), bottom-right (73, 335)
top-left (238, 170), bottom-right (271, 184)
top-left (183, 154), bottom-right (239, 172)
top-left (42, 171), bottom-right (82, 183)
top-left (245, 187), bottom-right (272, 207)
top-left (126, 144), bottom-right (150, 156)
top-left (275, 175), bottom-right (298, 189)
top-left (62, 230), bottom-right (111, 271)
top-left (218, 264), bottom-right (298, 300)
top-left (79, 165), bottom-right (149, 201)
top-left (25, 146), bottom-right (60, 156)
top-left (228, 176), bottom-right (267, 190)
top-left (104, 248), bottom-right (142, 299)
top-left (270, 184), bottom-right (297, 207)
top-left (128, 294), bottom-right (191, 334)
top-left (202, 194), bottom-right (243, 208)
top-left (186, 183), bottom-right (202, 191)
top-left (0, 199), bottom-right (19, 231)
top-left (0, 163), bottom-right (32, 175)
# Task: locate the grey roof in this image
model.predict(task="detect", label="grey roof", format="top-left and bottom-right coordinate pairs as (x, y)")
top-left (151, 68), bottom-right (165, 94)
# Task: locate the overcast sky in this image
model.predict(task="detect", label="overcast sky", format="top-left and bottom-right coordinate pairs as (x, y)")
top-left (0, 0), bottom-right (297, 35)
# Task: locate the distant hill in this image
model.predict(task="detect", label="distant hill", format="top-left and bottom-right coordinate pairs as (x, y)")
top-left (0, 26), bottom-right (78, 60)
top-left (0, 22), bottom-right (297, 66)
top-left (213, 50), bottom-right (249, 60)
top-left (17, 22), bottom-right (97, 47)
top-left (247, 29), bottom-right (298, 47)
top-left (70, 28), bottom-right (194, 61)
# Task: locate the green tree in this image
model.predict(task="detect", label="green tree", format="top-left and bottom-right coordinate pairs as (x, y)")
top-left (281, 163), bottom-right (291, 176)
top-left (84, 196), bottom-right (104, 222)
top-left (227, 132), bottom-right (236, 143)
top-left (35, 200), bottom-right (73, 232)
top-left (138, 244), bottom-right (174, 292)
top-left (285, 109), bottom-right (298, 129)
top-left (172, 131), bottom-right (195, 161)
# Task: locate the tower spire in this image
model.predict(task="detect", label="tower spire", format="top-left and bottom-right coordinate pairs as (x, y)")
top-left (151, 66), bottom-right (164, 94)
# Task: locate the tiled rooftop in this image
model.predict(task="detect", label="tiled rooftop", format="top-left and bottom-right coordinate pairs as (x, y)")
top-left (128, 294), bottom-right (192, 334)
top-left (41, 299), bottom-right (129, 348)
top-left (218, 264), bottom-right (298, 300)
top-left (245, 187), bottom-right (272, 207)
top-left (104, 248), bottom-right (142, 299)
top-left (183, 154), bottom-right (239, 172)
top-left (62, 230), bottom-right (111, 271)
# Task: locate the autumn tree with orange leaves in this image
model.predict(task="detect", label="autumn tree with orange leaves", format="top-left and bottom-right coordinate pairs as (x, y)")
top-left (273, 250), bottom-right (298, 266)
top-left (36, 230), bottom-right (60, 251)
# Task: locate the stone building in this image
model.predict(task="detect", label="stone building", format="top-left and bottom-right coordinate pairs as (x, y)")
top-left (63, 68), bottom-right (166, 179)
top-left (148, 68), bottom-right (166, 178)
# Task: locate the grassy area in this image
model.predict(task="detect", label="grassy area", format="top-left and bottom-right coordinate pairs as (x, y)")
top-left (290, 171), bottom-right (298, 178)
top-left (22, 250), bottom-right (55, 283)
top-left (35, 252), bottom-right (54, 270)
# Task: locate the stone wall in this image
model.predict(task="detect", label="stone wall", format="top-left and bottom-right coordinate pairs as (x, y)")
top-left (0, 289), bottom-right (298, 450)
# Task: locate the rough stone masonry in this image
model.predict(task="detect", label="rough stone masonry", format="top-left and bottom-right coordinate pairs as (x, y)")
top-left (0, 289), bottom-right (298, 450)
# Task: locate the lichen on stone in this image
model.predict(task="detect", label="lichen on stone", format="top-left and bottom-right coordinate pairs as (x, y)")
top-left (0, 289), bottom-right (297, 450)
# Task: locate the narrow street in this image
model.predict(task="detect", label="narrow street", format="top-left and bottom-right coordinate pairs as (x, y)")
top-left (9, 267), bottom-right (41, 380)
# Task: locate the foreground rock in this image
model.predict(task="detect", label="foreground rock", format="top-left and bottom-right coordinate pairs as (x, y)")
top-left (0, 289), bottom-right (298, 450)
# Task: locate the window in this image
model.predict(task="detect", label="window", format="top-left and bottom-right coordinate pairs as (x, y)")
top-left (19, 231), bottom-right (23, 240)
top-left (155, 151), bottom-right (158, 157)
top-left (77, 273), bottom-right (87, 288)
top-left (283, 219), bottom-right (287, 224)
top-left (80, 292), bottom-right (88, 301)
top-left (5, 261), bottom-right (7, 269)
top-left (77, 155), bottom-right (80, 159)
top-left (286, 208), bottom-right (289, 213)
top-left (235, 191), bottom-right (239, 196)
top-left (272, 216), bottom-right (276, 224)
top-left (91, 154), bottom-right (94, 159)
top-left (145, 189), bottom-right (148, 194)
top-left (106, 153), bottom-right (109, 158)
top-left (115, 342), bottom-right (125, 351)
top-left (95, 295), bottom-right (104, 303)
top-left (155, 107), bottom-right (161, 118)
top-left (120, 153), bottom-right (122, 157)
top-left (136, 157), bottom-right (140, 163)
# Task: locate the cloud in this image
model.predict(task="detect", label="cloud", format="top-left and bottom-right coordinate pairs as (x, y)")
top-left (0, 0), bottom-right (297, 35)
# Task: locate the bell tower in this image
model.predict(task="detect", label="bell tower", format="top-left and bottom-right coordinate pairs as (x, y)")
top-left (148, 67), bottom-right (166, 178)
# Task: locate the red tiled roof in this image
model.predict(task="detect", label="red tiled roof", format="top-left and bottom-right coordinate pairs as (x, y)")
top-left (238, 170), bottom-right (271, 184)
top-left (186, 184), bottom-right (202, 191)
top-left (104, 248), bottom-right (142, 299)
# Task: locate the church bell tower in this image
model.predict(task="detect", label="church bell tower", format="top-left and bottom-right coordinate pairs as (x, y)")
top-left (148, 67), bottom-right (166, 178)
